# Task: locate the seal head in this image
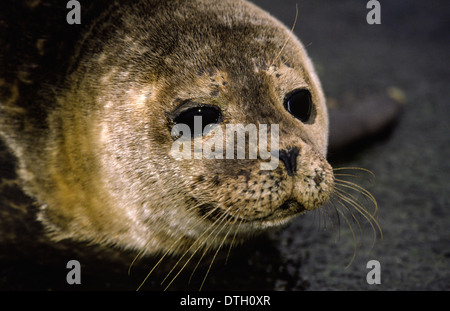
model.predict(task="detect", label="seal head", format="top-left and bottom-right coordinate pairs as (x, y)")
top-left (0, 0), bottom-right (334, 255)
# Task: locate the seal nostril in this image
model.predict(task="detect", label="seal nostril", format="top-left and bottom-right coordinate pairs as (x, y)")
top-left (279, 147), bottom-right (300, 176)
top-left (314, 173), bottom-right (323, 186)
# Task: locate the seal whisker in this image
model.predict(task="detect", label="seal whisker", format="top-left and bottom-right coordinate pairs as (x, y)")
top-left (187, 209), bottom-right (239, 286)
top-left (333, 173), bottom-right (361, 179)
top-left (160, 218), bottom-right (223, 286)
top-left (314, 166), bottom-right (382, 267)
top-left (186, 232), bottom-right (222, 289)
top-left (333, 167), bottom-right (376, 180)
top-left (128, 238), bottom-right (153, 276)
top-left (135, 203), bottom-right (230, 290)
top-left (334, 188), bottom-right (382, 248)
top-left (322, 201), bottom-right (342, 243)
top-left (333, 191), bottom-right (365, 246)
top-left (334, 183), bottom-right (374, 219)
top-left (199, 213), bottom-right (240, 291)
top-left (335, 179), bottom-right (378, 217)
top-left (332, 202), bottom-right (359, 268)
top-left (334, 176), bottom-right (383, 247)
top-left (225, 217), bottom-right (245, 264)
top-left (195, 205), bottom-right (250, 290)
top-left (162, 205), bottom-right (235, 290)
top-left (269, 4), bottom-right (298, 68)
top-left (334, 181), bottom-right (381, 235)
top-left (316, 204), bottom-right (327, 231)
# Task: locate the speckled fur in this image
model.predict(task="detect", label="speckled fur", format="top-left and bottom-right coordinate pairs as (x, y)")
top-left (0, 0), bottom-right (334, 255)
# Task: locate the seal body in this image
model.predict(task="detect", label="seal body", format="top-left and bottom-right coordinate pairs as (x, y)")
top-left (0, 0), bottom-right (334, 256)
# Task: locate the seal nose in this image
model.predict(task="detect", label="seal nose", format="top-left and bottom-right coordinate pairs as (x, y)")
top-left (279, 147), bottom-right (300, 176)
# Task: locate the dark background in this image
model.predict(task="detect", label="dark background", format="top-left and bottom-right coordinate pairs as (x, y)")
top-left (0, 0), bottom-right (449, 290)
top-left (249, 0), bottom-right (450, 290)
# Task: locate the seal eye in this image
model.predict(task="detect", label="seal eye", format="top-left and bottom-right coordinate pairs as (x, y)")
top-left (283, 89), bottom-right (314, 123)
top-left (173, 106), bottom-right (222, 137)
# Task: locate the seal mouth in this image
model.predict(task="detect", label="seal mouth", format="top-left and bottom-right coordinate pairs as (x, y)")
top-left (264, 199), bottom-right (307, 222)
top-left (198, 199), bottom-right (306, 224)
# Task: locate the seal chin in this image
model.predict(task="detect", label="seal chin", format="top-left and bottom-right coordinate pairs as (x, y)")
top-left (238, 199), bottom-right (308, 231)
top-left (197, 199), bottom-right (308, 225)
top-left (234, 199), bottom-right (308, 224)
top-left (278, 199), bottom-right (306, 213)
top-left (259, 199), bottom-right (307, 224)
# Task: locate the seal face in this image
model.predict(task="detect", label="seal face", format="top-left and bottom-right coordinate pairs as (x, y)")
top-left (0, 0), bottom-right (334, 255)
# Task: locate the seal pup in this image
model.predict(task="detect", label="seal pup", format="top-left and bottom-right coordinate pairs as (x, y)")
top-left (0, 1), bottom-right (392, 288)
top-left (1, 0), bottom-right (336, 255)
